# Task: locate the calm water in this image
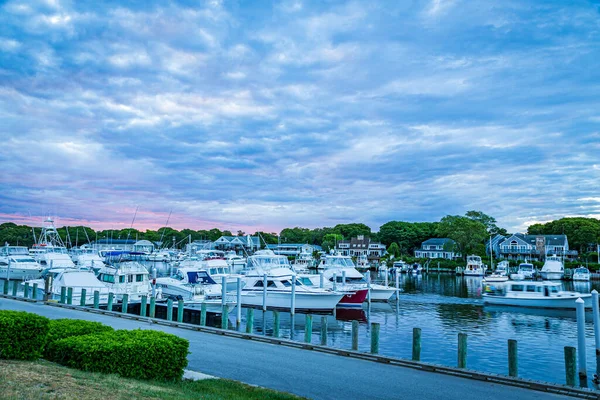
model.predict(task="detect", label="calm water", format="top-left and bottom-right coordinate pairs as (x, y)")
top-left (230, 273), bottom-right (600, 387)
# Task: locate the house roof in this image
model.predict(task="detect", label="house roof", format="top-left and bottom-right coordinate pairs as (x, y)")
top-left (498, 234), bottom-right (568, 247)
top-left (422, 238), bottom-right (455, 246)
top-left (94, 239), bottom-right (136, 245)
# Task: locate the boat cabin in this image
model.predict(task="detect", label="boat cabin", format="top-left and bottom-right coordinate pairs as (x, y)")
top-left (485, 281), bottom-right (562, 297)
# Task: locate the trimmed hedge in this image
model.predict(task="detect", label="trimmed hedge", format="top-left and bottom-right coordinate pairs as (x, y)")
top-left (46, 329), bottom-right (189, 381)
top-left (44, 319), bottom-right (114, 358)
top-left (0, 310), bottom-right (49, 360)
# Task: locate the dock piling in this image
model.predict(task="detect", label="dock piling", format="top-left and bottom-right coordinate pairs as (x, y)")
top-left (273, 311), bottom-right (280, 338)
top-left (149, 296), bottom-right (156, 318)
top-left (24, 282), bottom-right (29, 298)
top-left (107, 292), bottom-right (114, 311)
top-left (166, 299), bottom-right (173, 321)
top-left (140, 295), bottom-right (147, 317)
top-left (508, 339), bottom-right (518, 377)
top-left (591, 290), bottom-right (600, 379)
top-left (12, 280), bottom-right (18, 297)
top-left (371, 322), bottom-right (380, 354)
top-left (320, 316), bottom-right (328, 346)
top-left (221, 305), bottom-right (229, 330)
top-left (342, 270), bottom-right (346, 286)
top-left (178, 299), bottom-right (184, 323)
top-left (246, 308), bottom-right (254, 334)
top-left (66, 287), bottom-right (73, 305)
top-left (80, 288), bottom-right (86, 306)
top-left (32, 283), bottom-right (38, 300)
top-left (333, 273), bottom-right (337, 292)
top-left (291, 274), bottom-right (296, 316)
top-left (262, 274), bottom-right (268, 312)
top-left (412, 328), bottom-right (421, 361)
top-left (200, 302), bottom-right (207, 326)
top-left (565, 346), bottom-right (577, 386)
top-left (384, 268), bottom-right (388, 287)
top-left (458, 333), bottom-right (467, 368)
top-left (60, 287), bottom-right (66, 303)
top-left (2, 280), bottom-right (7, 295)
top-left (352, 320), bottom-right (359, 350)
top-left (121, 293), bottom-right (128, 313)
top-left (93, 291), bottom-right (99, 309)
top-left (576, 297), bottom-right (588, 387)
top-left (304, 314), bottom-right (312, 343)
top-left (367, 273), bottom-right (371, 304)
top-left (236, 277), bottom-right (242, 328)
top-left (319, 272), bottom-right (324, 288)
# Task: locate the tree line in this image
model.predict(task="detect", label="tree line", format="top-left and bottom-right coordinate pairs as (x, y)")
top-left (1, 213), bottom-right (599, 259)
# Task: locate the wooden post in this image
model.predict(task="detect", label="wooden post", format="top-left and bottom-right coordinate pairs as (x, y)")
top-left (290, 274), bottom-right (296, 316)
top-left (565, 346), bottom-right (577, 387)
top-left (93, 290), bottom-right (100, 309)
top-left (236, 277), bottom-right (242, 329)
top-left (178, 299), bottom-right (184, 323)
top-left (352, 320), bottom-right (359, 351)
top-left (149, 296), bottom-right (156, 318)
top-left (320, 317), bottom-right (328, 346)
top-left (412, 328), bottom-right (421, 361)
top-left (166, 299), bottom-right (173, 321)
top-left (458, 333), bottom-right (467, 368)
top-left (200, 302), bottom-right (207, 326)
top-left (11, 280), bottom-right (18, 297)
top-left (24, 282), bottom-right (30, 298)
top-left (121, 293), bottom-right (129, 313)
top-left (140, 295), bottom-right (147, 317)
top-left (2, 280), bottom-right (7, 295)
top-left (576, 298), bottom-right (588, 387)
top-left (43, 277), bottom-right (50, 301)
top-left (508, 339), bottom-right (518, 377)
top-left (221, 306), bottom-right (229, 330)
top-left (66, 287), bottom-right (73, 305)
top-left (273, 311), bottom-right (280, 338)
top-left (262, 274), bottom-right (267, 311)
top-left (107, 292), bottom-right (114, 311)
top-left (32, 283), bottom-right (38, 300)
top-left (304, 314), bottom-right (312, 343)
top-left (592, 290), bottom-right (600, 379)
top-left (80, 288), bottom-right (86, 306)
top-left (60, 286), bottom-right (66, 303)
top-left (371, 322), bottom-right (380, 354)
top-left (246, 308), bottom-right (254, 334)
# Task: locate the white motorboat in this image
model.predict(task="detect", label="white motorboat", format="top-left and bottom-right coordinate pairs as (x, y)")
top-left (496, 260), bottom-right (510, 274)
top-left (572, 267), bottom-right (591, 282)
top-left (517, 262), bottom-right (536, 279)
top-left (26, 268), bottom-right (110, 304)
top-left (540, 255), bottom-right (564, 280)
top-left (155, 267), bottom-right (235, 313)
top-left (411, 263), bottom-right (423, 275)
top-left (483, 281), bottom-right (591, 309)
top-left (179, 256), bottom-right (239, 292)
top-left (484, 271), bottom-right (509, 282)
top-left (355, 254), bottom-right (370, 270)
top-left (97, 254), bottom-right (160, 302)
top-left (74, 252), bottom-right (106, 271)
top-left (225, 251), bottom-right (246, 274)
top-left (243, 250), bottom-right (345, 311)
top-left (463, 255), bottom-right (486, 276)
top-left (0, 245), bottom-right (44, 280)
top-left (392, 260), bottom-right (410, 274)
top-left (292, 250), bottom-right (315, 273)
top-left (29, 218), bottom-right (76, 270)
top-left (318, 253), bottom-right (395, 302)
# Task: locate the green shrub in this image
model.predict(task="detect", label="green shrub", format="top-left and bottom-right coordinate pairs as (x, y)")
top-left (0, 311), bottom-right (49, 360)
top-left (46, 329), bottom-right (189, 381)
top-left (44, 319), bottom-right (114, 358)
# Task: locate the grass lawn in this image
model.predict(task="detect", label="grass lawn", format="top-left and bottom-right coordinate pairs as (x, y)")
top-left (0, 360), bottom-right (304, 400)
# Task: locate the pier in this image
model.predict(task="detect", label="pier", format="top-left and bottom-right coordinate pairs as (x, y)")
top-left (0, 294), bottom-right (592, 400)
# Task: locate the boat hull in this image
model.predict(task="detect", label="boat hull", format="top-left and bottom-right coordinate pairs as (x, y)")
top-left (0, 267), bottom-right (43, 280)
top-left (240, 291), bottom-right (344, 311)
top-left (369, 285), bottom-right (396, 301)
top-left (483, 293), bottom-right (592, 309)
top-left (337, 289), bottom-right (368, 308)
top-left (540, 271), bottom-right (564, 280)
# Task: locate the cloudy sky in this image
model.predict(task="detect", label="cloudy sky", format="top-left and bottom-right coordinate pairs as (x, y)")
top-left (0, 0), bottom-right (599, 233)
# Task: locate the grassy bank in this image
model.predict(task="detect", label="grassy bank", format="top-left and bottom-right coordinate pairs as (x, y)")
top-left (0, 360), bottom-right (303, 400)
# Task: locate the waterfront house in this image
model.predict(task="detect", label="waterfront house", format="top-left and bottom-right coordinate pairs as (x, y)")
top-left (213, 235), bottom-right (261, 253)
top-left (335, 235), bottom-right (386, 262)
top-left (414, 238), bottom-right (460, 259)
top-left (488, 233), bottom-right (577, 261)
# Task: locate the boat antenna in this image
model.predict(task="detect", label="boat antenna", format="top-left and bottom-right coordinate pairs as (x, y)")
top-left (158, 210), bottom-right (173, 249)
top-left (28, 210), bottom-right (38, 244)
top-left (125, 205), bottom-right (139, 242)
top-left (84, 227), bottom-right (92, 244)
top-left (75, 228), bottom-right (79, 248)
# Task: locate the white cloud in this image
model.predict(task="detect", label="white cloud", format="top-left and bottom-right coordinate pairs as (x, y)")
top-left (0, 38), bottom-right (20, 52)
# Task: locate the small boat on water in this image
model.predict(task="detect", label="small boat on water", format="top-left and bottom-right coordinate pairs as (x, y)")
top-left (572, 267), bottom-right (591, 282)
top-left (516, 262), bottom-right (536, 279)
top-left (463, 255), bottom-right (486, 276)
top-left (392, 260), bottom-right (410, 274)
top-left (485, 260), bottom-right (509, 282)
top-left (0, 246), bottom-right (44, 280)
top-left (411, 263), bottom-right (423, 275)
top-left (483, 280), bottom-right (592, 309)
top-left (540, 255), bottom-right (564, 280)
top-left (26, 268), bottom-right (110, 304)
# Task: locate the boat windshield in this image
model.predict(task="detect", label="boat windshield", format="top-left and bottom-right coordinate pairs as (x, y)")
top-left (519, 264), bottom-right (533, 271)
top-left (575, 268), bottom-right (589, 273)
top-left (250, 257), bottom-right (290, 269)
top-left (5, 247), bottom-right (29, 255)
top-left (324, 257), bottom-right (355, 268)
top-left (187, 271), bottom-right (217, 285)
top-left (10, 257), bottom-right (37, 263)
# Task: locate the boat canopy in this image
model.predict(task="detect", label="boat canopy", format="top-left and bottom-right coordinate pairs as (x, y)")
top-left (187, 270), bottom-right (216, 285)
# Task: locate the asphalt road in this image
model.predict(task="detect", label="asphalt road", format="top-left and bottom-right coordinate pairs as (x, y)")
top-left (0, 298), bottom-right (574, 400)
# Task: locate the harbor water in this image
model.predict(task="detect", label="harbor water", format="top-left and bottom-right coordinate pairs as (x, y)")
top-left (231, 273), bottom-right (600, 387)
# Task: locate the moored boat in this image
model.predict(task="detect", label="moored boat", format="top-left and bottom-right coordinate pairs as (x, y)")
top-left (572, 267), bottom-right (591, 282)
top-left (483, 280), bottom-right (591, 309)
top-left (540, 255), bottom-right (564, 280)
top-left (463, 255), bottom-right (486, 276)
top-left (0, 245), bottom-right (43, 280)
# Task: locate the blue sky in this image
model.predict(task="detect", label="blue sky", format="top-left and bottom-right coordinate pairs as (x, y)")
top-left (0, 0), bottom-right (599, 233)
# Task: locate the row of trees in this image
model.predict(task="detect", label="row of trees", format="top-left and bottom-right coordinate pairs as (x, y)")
top-left (2, 213), bottom-right (599, 259)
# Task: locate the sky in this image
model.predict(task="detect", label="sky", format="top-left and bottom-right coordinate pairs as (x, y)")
top-left (0, 0), bottom-right (599, 234)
